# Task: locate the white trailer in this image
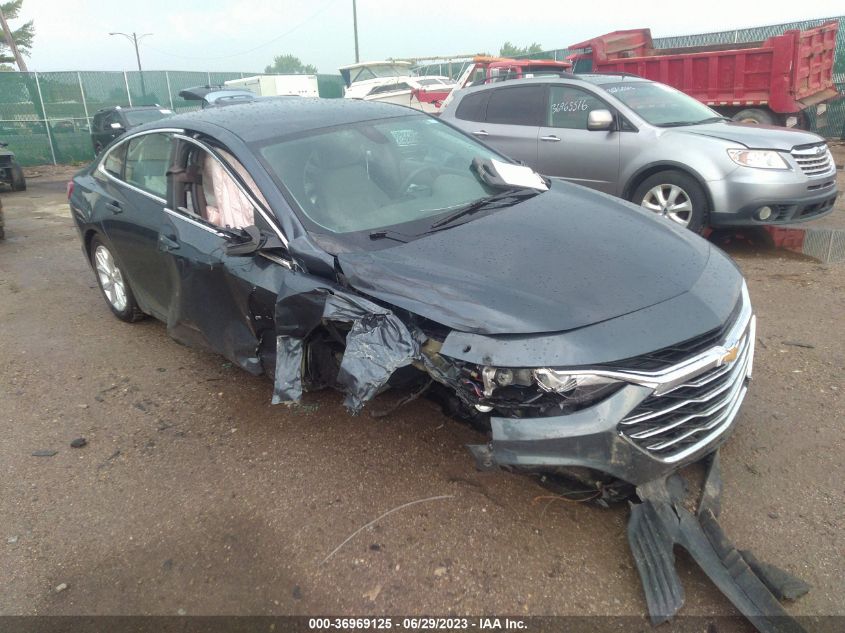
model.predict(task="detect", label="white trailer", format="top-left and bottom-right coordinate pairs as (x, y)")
top-left (224, 75), bottom-right (319, 98)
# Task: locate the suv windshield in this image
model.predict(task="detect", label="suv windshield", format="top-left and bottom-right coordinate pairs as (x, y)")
top-left (257, 115), bottom-right (506, 235)
top-left (602, 81), bottom-right (720, 127)
top-left (123, 109), bottom-right (171, 126)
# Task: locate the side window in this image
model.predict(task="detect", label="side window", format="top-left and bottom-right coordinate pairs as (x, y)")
top-left (179, 147), bottom-right (259, 231)
top-left (124, 133), bottom-right (172, 198)
top-left (454, 91), bottom-right (489, 122)
top-left (548, 86), bottom-right (607, 130)
top-left (485, 86), bottom-right (545, 126)
top-left (102, 142), bottom-right (127, 178)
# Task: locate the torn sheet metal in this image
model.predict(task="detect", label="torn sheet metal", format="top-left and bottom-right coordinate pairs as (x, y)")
top-left (629, 452), bottom-right (809, 633)
top-left (272, 274), bottom-right (420, 413)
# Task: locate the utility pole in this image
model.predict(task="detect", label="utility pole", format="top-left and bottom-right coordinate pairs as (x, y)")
top-left (352, 0), bottom-right (359, 63)
top-left (109, 31), bottom-right (152, 100)
top-left (0, 6), bottom-right (28, 71)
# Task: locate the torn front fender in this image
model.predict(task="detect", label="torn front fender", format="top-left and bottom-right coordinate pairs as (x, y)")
top-left (272, 274), bottom-right (420, 413)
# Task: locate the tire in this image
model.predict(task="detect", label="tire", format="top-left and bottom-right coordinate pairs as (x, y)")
top-left (10, 163), bottom-right (26, 191)
top-left (732, 108), bottom-right (775, 126)
top-left (632, 170), bottom-right (708, 233)
top-left (89, 235), bottom-right (145, 322)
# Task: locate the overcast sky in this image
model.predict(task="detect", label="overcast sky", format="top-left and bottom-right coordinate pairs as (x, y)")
top-left (18, 0), bottom-right (845, 74)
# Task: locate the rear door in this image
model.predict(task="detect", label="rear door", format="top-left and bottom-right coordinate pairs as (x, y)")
top-left (453, 85), bottom-right (544, 167)
top-left (96, 132), bottom-right (174, 318)
top-left (475, 84), bottom-right (545, 167)
top-left (536, 84), bottom-right (621, 194)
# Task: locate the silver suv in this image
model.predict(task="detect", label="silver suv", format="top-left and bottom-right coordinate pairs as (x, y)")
top-left (441, 74), bottom-right (839, 231)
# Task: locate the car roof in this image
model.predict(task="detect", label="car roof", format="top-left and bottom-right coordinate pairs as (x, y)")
top-left (454, 73), bottom-right (651, 97)
top-left (95, 104), bottom-right (163, 115)
top-left (143, 97), bottom-right (418, 143)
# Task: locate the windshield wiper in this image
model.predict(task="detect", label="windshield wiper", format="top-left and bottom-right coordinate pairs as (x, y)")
top-left (427, 188), bottom-right (540, 231)
top-left (659, 116), bottom-right (729, 127)
top-left (368, 229), bottom-right (411, 243)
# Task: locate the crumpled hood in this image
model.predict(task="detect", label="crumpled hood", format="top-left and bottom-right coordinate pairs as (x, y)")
top-left (337, 184), bottom-right (713, 335)
top-left (677, 122), bottom-right (825, 151)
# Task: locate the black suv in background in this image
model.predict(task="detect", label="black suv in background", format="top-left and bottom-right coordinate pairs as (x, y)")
top-left (90, 105), bottom-right (174, 154)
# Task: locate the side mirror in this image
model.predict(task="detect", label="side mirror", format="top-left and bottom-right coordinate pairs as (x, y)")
top-left (224, 224), bottom-right (263, 256)
top-left (587, 109), bottom-right (614, 131)
top-left (110, 122), bottom-right (124, 130)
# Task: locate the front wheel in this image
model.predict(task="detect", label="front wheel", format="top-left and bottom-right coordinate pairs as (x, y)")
top-left (90, 236), bottom-right (145, 322)
top-left (632, 171), bottom-right (708, 233)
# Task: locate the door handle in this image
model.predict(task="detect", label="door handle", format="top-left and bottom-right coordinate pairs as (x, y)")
top-left (540, 135), bottom-right (561, 142)
top-left (105, 200), bottom-right (123, 214)
top-left (472, 130), bottom-right (489, 137)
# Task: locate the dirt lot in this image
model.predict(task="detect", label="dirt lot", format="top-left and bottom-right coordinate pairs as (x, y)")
top-left (0, 164), bottom-right (843, 627)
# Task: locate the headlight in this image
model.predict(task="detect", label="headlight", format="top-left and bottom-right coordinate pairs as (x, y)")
top-left (727, 149), bottom-right (789, 170)
top-left (533, 370), bottom-right (623, 404)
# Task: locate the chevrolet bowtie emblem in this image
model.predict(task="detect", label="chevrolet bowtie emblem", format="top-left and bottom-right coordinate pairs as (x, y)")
top-left (721, 346), bottom-right (739, 364)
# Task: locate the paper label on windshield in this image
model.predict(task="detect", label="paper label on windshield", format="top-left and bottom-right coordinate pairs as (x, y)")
top-left (491, 159), bottom-right (548, 191)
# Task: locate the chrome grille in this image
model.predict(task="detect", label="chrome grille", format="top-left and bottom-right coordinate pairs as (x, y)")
top-left (619, 319), bottom-right (754, 463)
top-left (791, 144), bottom-right (834, 177)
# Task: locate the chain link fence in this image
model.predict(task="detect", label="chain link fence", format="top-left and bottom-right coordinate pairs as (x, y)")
top-left (0, 70), bottom-right (346, 166)
top-left (415, 15), bottom-right (845, 138)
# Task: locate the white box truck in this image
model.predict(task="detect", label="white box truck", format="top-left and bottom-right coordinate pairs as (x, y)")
top-left (224, 75), bottom-right (319, 98)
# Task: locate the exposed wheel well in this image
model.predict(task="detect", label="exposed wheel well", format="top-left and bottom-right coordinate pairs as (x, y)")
top-left (624, 166), bottom-right (713, 217)
top-left (83, 228), bottom-right (99, 260)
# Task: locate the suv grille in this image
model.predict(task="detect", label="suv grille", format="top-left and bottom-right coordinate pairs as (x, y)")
top-left (619, 320), bottom-right (753, 463)
top-left (791, 144), bottom-right (834, 177)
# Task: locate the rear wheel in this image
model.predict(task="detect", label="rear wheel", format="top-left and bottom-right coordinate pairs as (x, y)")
top-left (732, 108), bottom-right (775, 126)
top-left (10, 163), bottom-right (26, 191)
top-left (633, 170), bottom-right (708, 233)
top-left (90, 236), bottom-right (145, 322)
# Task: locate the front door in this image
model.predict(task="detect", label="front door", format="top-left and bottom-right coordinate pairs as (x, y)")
top-left (157, 139), bottom-right (291, 375)
top-left (536, 84), bottom-right (621, 194)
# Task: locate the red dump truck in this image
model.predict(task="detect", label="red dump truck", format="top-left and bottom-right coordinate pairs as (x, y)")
top-left (568, 21), bottom-right (839, 128)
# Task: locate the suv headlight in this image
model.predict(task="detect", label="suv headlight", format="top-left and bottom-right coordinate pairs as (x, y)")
top-left (727, 149), bottom-right (789, 170)
top-left (533, 370), bottom-right (623, 405)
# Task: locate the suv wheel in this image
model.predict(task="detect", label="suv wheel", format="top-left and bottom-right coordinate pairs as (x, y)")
top-left (10, 163), bottom-right (26, 191)
top-left (633, 171), bottom-right (707, 232)
top-left (90, 236), bottom-right (145, 322)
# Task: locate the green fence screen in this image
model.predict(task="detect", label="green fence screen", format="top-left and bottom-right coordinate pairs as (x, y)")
top-left (416, 15), bottom-right (845, 139)
top-left (0, 70), bottom-right (346, 166)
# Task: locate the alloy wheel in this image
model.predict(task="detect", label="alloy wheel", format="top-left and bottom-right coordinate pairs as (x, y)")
top-left (641, 184), bottom-right (693, 227)
top-left (94, 245), bottom-right (128, 312)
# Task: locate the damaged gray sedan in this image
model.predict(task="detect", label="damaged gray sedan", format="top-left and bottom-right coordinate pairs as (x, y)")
top-left (68, 97), bottom-right (754, 488)
top-left (69, 99), bottom-right (815, 632)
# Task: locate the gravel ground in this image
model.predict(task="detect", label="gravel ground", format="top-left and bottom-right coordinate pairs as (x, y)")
top-left (0, 166), bottom-right (842, 626)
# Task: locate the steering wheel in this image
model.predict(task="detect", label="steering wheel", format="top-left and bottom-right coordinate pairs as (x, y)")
top-left (398, 165), bottom-right (441, 194)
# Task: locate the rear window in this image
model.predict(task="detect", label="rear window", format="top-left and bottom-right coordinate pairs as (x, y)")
top-left (485, 86), bottom-right (545, 126)
top-left (123, 133), bottom-right (172, 197)
top-left (102, 142), bottom-right (127, 177)
top-left (454, 91), bottom-right (489, 122)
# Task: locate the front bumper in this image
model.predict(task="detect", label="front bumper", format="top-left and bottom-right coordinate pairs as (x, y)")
top-left (708, 166), bottom-right (838, 226)
top-left (468, 299), bottom-right (755, 486)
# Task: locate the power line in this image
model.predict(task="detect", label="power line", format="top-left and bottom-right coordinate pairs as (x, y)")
top-left (141, 0), bottom-right (340, 61)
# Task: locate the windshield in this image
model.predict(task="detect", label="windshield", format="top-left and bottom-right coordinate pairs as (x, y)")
top-left (124, 109), bottom-right (171, 126)
top-left (603, 81), bottom-right (720, 126)
top-left (352, 64), bottom-right (411, 82)
top-left (257, 115), bottom-right (507, 235)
